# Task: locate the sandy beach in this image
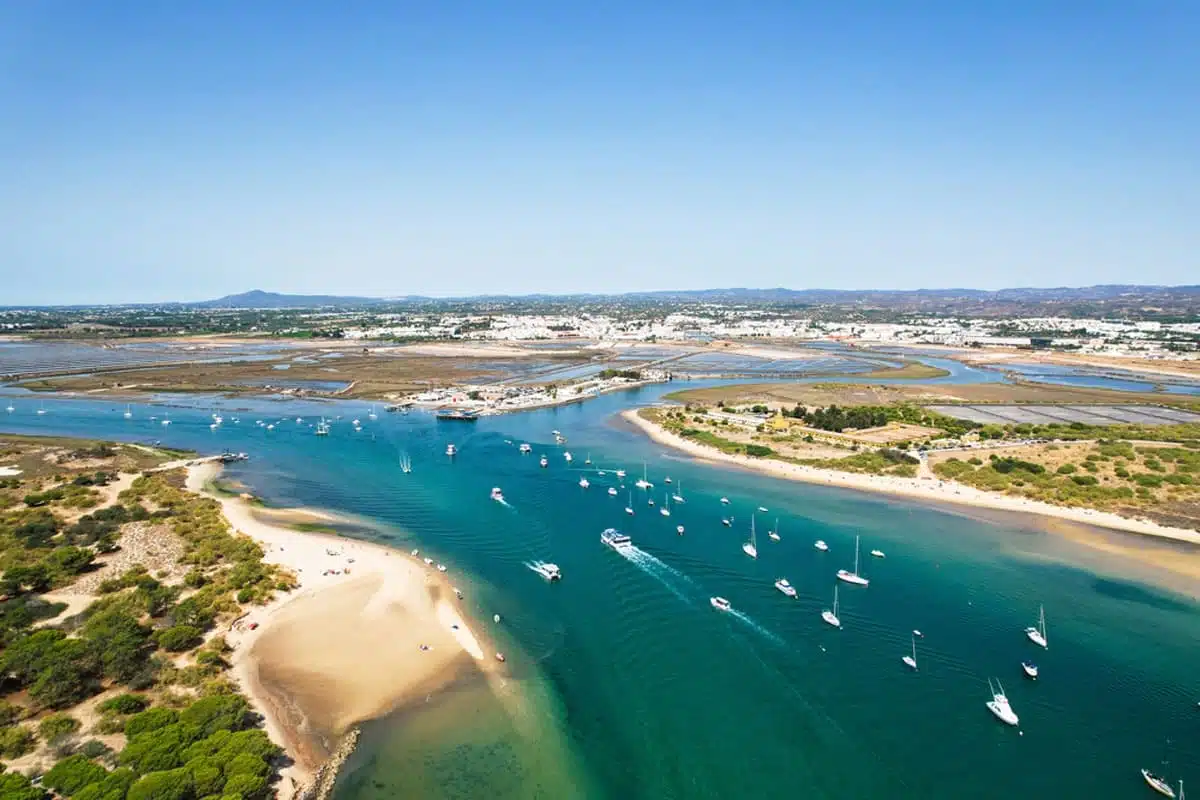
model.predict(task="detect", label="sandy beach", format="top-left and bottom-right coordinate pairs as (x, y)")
top-left (185, 463), bottom-right (495, 799)
top-left (622, 409), bottom-right (1200, 556)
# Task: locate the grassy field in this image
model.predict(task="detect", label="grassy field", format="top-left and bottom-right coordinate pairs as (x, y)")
top-left (850, 362), bottom-right (951, 379)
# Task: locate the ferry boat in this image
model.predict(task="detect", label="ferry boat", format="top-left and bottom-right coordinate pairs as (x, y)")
top-left (710, 596), bottom-right (732, 612)
top-left (775, 578), bottom-right (797, 598)
top-left (985, 678), bottom-right (1020, 726)
top-left (490, 487), bottom-right (505, 502)
top-left (601, 528), bottom-right (633, 551)
top-left (446, 444), bottom-right (457, 456)
top-left (519, 443), bottom-right (532, 453)
top-left (814, 540), bottom-right (829, 552)
top-left (532, 562), bottom-right (562, 582)
top-left (437, 408), bottom-right (479, 422)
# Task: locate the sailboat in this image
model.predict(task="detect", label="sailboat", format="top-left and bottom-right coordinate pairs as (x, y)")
top-left (1025, 605), bottom-right (1048, 649)
top-left (36, 403), bottom-right (47, 415)
top-left (4, 403), bottom-right (13, 413)
top-left (315, 418), bottom-right (329, 436)
top-left (1140, 770), bottom-right (1178, 799)
top-left (768, 518), bottom-right (781, 542)
top-left (160, 412), bottom-right (170, 425)
top-left (985, 678), bottom-right (1019, 726)
top-left (672, 481), bottom-right (685, 504)
top-left (368, 405), bottom-right (378, 420)
top-left (660, 493), bottom-right (670, 516)
top-left (635, 462), bottom-right (652, 489)
top-left (902, 634), bottom-right (917, 670)
top-left (836, 536), bottom-right (870, 586)
top-left (584, 453), bottom-right (591, 465)
top-left (822, 585), bottom-right (841, 628)
top-left (742, 516), bottom-right (758, 558)
top-left (123, 404), bottom-right (132, 419)
top-left (625, 491), bottom-right (634, 516)
top-left (399, 453), bottom-right (413, 474)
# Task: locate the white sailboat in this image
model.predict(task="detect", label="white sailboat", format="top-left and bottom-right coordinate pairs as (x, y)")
top-left (160, 412), bottom-right (170, 425)
top-left (1141, 770), bottom-right (1178, 799)
top-left (672, 481), bottom-right (685, 504)
top-left (822, 585), bottom-right (841, 628)
top-left (5, 403), bottom-right (13, 413)
top-left (902, 634), bottom-right (917, 670)
top-left (660, 493), bottom-right (670, 516)
top-left (399, 454), bottom-right (413, 474)
top-left (584, 453), bottom-right (591, 465)
top-left (985, 678), bottom-right (1019, 726)
top-left (836, 536), bottom-right (870, 586)
top-left (36, 403), bottom-right (47, 415)
top-left (768, 518), bottom-right (780, 542)
top-left (625, 491), bottom-right (634, 516)
top-left (123, 404), bottom-right (132, 419)
top-left (742, 516), bottom-right (758, 559)
top-left (368, 405), bottom-right (378, 420)
top-left (635, 462), bottom-right (653, 489)
top-left (1025, 605), bottom-right (1048, 649)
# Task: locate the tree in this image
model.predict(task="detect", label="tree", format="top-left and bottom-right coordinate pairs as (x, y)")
top-left (99, 694), bottom-right (150, 715)
top-left (83, 608), bottom-right (154, 683)
top-left (124, 708), bottom-right (179, 740)
top-left (43, 754), bottom-right (109, 796)
top-left (0, 725), bottom-right (37, 758)
top-left (46, 547), bottom-right (96, 577)
top-left (157, 626), bottom-right (202, 653)
top-left (222, 773), bottom-right (267, 800)
top-left (0, 770), bottom-right (46, 800)
top-left (126, 768), bottom-right (193, 800)
top-left (180, 695), bottom-right (249, 739)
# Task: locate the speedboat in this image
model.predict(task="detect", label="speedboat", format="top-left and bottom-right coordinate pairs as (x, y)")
top-left (579, 478), bottom-right (590, 489)
top-left (424, 557), bottom-right (434, 565)
top-left (814, 540), bottom-right (829, 552)
top-left (608, 487), bottom-right (618, 496)
top-left (615, 469), bottom-right (626, 478)
top-left (1141, 770), bottom-right (1177, 799)
top-left (601, 528), bottom-right (633, 551)
top-left (757, 506), bottom-right (768, 513)
top-left (564, 451), bottom-right (573, 463)
top-left (495, 652), bottom-right (506, 662)
top-left (822, 585), bottom-right (841, 628)
top-left (532, 562), bottom-right (562, 582)
top-left (913, 629), bottom-right (923, 638)
top-left (1026, 605), bottom-right (1048, 649)
top-left (720, 497), bottom-right (730, 505)
top-left (436, 564), bottom-right (447, 572)
top-left (676, 525), bottom-right (685, 535)
top-left (710, 596), bottom-right (732, 612)
top-left (519, 443), bottom-right (532, 453)
top-left (1022, 661), bottom-right (1038, 679)
top-left (985, 678), bottom-right (1019, 726)
top-left (491, 487), bottom-right (505, 502)
top-left (775, 578), bottom-right (797, 598)
top-left (664, 476), bottom-right (672, 484)
top-left (446, 444), bottom-right (457, 456)
top-left (836, 536), bottom-right (870, 586)
top-left (539, 456), bottom-right (548, 468)
top-left (722, 518), bottom-right (732, 527)
top-left (870, 549), bottom-right (886, 559)
top-left (411, 549), bottom-right (419, 556)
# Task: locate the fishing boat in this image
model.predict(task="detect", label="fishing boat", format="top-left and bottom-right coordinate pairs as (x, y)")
top-left (519, 443), bottom-right (532, 453)
top-left (985, 678), bottom-right (1019, 726)
top-left (742, 516), bottom-right (758, 559)
top-left (836, 536), bottom-right (870, 586)
top-left (822, 585), bottom-right (841, 628)
top-left (1022, 661), bottom-right (1038, 679)
top-left (635, 462), bottom-right (653, 489)
top-left (1141, 770), bottom-right (1178, 799)
top-left (579, 477), bottom-right (590, 489)
top-left (775, 578), bottom-right (797, 598)
top-left (672, 481), bottom-right (685, 504)
top-left (491, 487), bottom-right (505, 502)
top-left (870, 549), bottom-right (886, 559)
top-left (446, 444), bottom-right (457, 456)
top-left (660, 493), bottom-right (670, 516)
top-left (902, 634), bottom-right (918, 670)
top-left (540, 455), bottom-right (548, 468)
top-left (608, 487), bottom-right (618, 496)
top-left (768, 518), bottom-right (781, 542)
top-left (814, 540), bottom-right (829, 552)
top-left (1026, 605), bottom-right (1048, 648)
top-left (710, 596), bottom-right (732, 612)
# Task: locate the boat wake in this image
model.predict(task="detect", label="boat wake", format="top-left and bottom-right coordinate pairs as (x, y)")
top-left (729, 609), bottom-right (785, 646)
top-left (617, 547), bottom-right (692, 603)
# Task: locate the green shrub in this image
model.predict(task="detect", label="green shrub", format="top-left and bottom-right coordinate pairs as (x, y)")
top-left (43, 754), bottom-right (108, 796)
top-left (1056, 464), bottom-right (1076, 475)
top-left (99, 694), bottom-right (150, 715)
top-left (0, 724), bottom-right (37, 758)
top-left (157, 626), bottom-right (202, 653)
top-left (38, 712), bottom-right (81, 744)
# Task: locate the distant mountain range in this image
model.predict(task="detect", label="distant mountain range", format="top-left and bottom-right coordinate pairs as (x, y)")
top-left (193, 286), bottom-right (1200, 310)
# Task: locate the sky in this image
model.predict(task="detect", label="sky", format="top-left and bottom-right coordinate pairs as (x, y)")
top-left (1, 1), bottom-right (1197, 304)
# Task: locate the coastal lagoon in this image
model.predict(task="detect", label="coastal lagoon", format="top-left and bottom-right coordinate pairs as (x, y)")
top-left (2, 386), bottom-right (1198, 798)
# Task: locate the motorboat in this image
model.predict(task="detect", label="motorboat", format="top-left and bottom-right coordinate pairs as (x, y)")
top-left (564, 451), bottom-right (573, 463)
top-left (757, 506), bottom-right (768, 513)
top-left (446, 444), bottom-right (457, 456)
top-left (615, 469), bottom-right (626, 479)
top-left (836, 536), bottom-right (870, 586)
top-left (608, 487), bottom-right (618, 496)
top-left (775, 578), bottom-right (797, 598)
top-left (985, 678), bottom-right (1019, 726)
top-left (579, 478), bottom-right (590, 489)
top-left (1022, 661), bottom-right (1038, 679)
top-left (1026, 605), bottom-right (1048, 648)
top-left (722, 518), bottom-right (732, 527)
top-left (676, 525), bottom-right (685, 535)
top-left (720, 497), bottom-right (730, 505)
top-left (532, 562), bottom-right (562, 582)
top-left (519, 443), bottom-right (532, 453)
top-left (495, 652), bottom-right (506, 663)
top-left (902, 635), bottom-right (918, 670)
top-left (601, 528), bottom-right (633, 551)
top-left (814, 540), bottom-right (829, 552)
top-left (540, 456), bottom-right (548, 468)
top-left (436, 564), bottom-right (447, 572)
top-left (870, 549), bottom-right (886, 559)
top-left (822, 585), bottom-right (841, 628)
top-left (1140, 770), bottom-right (1178, 799)
top-left (710, 596), bottom-right (732, 612)
top-left (664, 476), bottom-right (672, 484)
top-left (913, 629), bottom-right (923, 638)
top-left (411, 548), bottom-right (419, 556)
top-left (491, 487), bottom-right (505, 502)
top-left (424, 557), bottom-right (434, 565)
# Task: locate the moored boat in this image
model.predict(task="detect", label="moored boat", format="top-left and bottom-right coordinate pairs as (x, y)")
top-left (775, 578), bottom-right (797, 598)
top-left (710, 596), bottom-right (732, 612)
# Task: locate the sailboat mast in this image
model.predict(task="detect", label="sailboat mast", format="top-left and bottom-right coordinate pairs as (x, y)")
top-left (854, 536), bottom-right (860, 574)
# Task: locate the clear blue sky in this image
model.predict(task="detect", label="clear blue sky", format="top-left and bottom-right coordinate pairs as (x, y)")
top-left (1, 1), bottom-right (1197, 304)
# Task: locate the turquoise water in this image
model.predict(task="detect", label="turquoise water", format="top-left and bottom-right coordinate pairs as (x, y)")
top-left (2, 388), bottom-right (1198, 798)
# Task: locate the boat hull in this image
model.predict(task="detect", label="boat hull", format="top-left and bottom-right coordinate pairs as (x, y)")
top-left (837, 570), bottom-right (869, 586)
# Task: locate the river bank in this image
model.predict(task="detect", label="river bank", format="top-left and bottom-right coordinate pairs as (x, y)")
top-left (622, 409), bottom-right (1200, 584)
top-left (185, 463), bottom-right (495, 800)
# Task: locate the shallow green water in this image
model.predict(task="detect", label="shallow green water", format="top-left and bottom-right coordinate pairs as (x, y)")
top-left (2, 387), bottom-right (1198, 798)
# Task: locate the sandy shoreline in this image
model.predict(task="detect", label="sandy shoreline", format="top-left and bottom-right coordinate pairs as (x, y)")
top-left (185, 463), bottom-right (495, 799)
top-left (621, 409), bottom-right (1200, 549)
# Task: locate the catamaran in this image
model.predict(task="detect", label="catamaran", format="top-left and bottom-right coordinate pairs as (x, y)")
top-left (1026, 605), bottom-right (1048, 648)
top-left (775, 578), bottom-right (797, 598)
top-left (837, 536), bottom-right (870, 586)
top-left (660, 493), bottom-right (670, 516)
top-left (742, 516), bottom-right (758, 559)
top-left (635, 462), bottom-right (653, 489)
top-left (902, 634), bottom-right (918, 670)
top-left (446, 444), bottom-right (457, 456)
top-left (822, 585), bottom-right (841, 628)
top-left (985, 678), bottom-right (1019, 726)
top-left (768, 518), bottom-right (781, 542)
